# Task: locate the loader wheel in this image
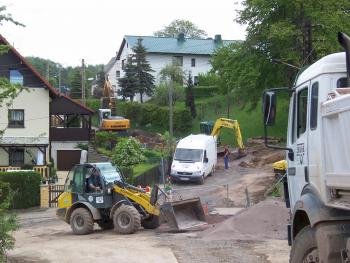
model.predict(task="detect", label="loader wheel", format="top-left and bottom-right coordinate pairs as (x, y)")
top-left (141, 215), bottom-right (160, 229)
top-left (290, 226), bottom-right (319, 263)
top-left (70, 208), bottom-right (94, 235)
top-left (113, 205), bottom-right (141, 234)
top-left (97, 218), bottom-right (114, 230)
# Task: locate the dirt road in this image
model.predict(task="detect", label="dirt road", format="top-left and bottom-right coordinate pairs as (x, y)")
top-left (7, 144), bottom-right (290, 263)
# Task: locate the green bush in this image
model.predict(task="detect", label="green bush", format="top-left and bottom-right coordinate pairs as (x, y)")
top-left (193, 86), bottom-right (219, 98)
top-left (95, 131), bottom-right (119, 150)
top-left (118, 102), bottom-right (192, 132)
top-left (111, 137), bottom-right (146, 168)
top-left (197, 72), bottom-right (221, 86)
top-left (0, 171), bottom-right (41, 209)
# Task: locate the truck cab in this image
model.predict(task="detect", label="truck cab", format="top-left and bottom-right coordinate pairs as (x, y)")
top-left (263, 33), bottom-right (350, 262)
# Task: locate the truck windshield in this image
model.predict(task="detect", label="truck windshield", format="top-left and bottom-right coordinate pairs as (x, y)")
top-left (174, 148), bottom-right (203, 162)
top-left (95, 163), bottom-right (122, 183)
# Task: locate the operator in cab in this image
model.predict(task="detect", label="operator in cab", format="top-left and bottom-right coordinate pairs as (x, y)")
top-left (88, 169), bottom-right (103, 192)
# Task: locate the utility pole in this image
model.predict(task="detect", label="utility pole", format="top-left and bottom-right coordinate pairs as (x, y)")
top-left (81, 59), bottom-right (86, 105)
top-left (168, 79), bottom-right (173, 150)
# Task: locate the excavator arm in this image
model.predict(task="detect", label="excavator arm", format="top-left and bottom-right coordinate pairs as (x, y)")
top-left (211, 118), bottom-right (245, 154)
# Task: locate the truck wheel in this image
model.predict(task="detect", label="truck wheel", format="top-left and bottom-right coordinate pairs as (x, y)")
top-left (70, 208), bottom-right (94, 235)
top-left (97, 218), bottom-right (114, 230)
top-left (141, 215), bottom-right (160, 229)
top-left (113, 205), bottom-right (141, 234)
top-left (290, 226), bottom-right (319, 263)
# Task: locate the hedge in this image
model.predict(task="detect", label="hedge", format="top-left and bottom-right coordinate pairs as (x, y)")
top-left (0, 171), bottom-right (41, 209)
top-left (118, 102), bottom-right (192, 132)
top-left (193, 86), bottom-right (219, 98)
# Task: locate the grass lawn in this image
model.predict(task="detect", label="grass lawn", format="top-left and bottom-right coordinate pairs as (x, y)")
top-left (133, 162), bottom-right (159, 177)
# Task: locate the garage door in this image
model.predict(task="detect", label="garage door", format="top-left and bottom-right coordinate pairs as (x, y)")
top-left (57, 150), bottom-right (81, 171)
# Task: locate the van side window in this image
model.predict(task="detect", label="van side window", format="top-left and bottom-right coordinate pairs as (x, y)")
top-left (297, 87), bottom-right (308, 138)
top-left (310, 82), bottom-right (318, 130)
top-left (337, 77), bottom-right (348, 88)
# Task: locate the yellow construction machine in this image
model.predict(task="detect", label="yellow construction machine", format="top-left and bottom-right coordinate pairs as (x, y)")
top-left (57, 162), bottom-right (206, 235)
top-left (98, 78), bottom-right (130, 131)
top-left (201, 118), bottom-right (246, 158)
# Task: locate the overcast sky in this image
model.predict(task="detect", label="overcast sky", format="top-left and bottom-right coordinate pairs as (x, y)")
top-left (1, 0), bottom-right (246, 67)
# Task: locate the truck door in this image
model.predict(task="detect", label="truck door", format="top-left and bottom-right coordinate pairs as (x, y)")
top-left (287, 84), bottom-right (310, 207)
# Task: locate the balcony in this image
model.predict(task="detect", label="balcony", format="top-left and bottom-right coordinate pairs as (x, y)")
top-left (50, 127), bottom-right (90, 141)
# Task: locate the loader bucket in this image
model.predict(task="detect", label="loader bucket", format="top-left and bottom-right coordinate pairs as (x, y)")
top-left (160, 197), bottom-right (207, 231)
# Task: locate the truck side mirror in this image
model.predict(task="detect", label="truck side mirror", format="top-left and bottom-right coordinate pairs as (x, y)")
top-left (204, 157), bottom-right (209, 163)
top-left (263, 91), bottom-right (277, 126)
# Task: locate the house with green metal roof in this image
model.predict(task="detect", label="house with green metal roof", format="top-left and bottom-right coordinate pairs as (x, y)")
top-left (105, 34), bottom-right (235, 101)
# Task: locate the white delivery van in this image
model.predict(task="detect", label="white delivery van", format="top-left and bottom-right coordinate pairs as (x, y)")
top-left (170, 134), bottom-right (217, 184)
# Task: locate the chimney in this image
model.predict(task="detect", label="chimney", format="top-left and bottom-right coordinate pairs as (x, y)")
top-left (177, 33), bottom-right (185, 42)
top-left (214, 34), bottom-right (222, 44)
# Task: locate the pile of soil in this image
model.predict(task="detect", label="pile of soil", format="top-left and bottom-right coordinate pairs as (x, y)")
top-left (200, 198), bottom-right (289, 241)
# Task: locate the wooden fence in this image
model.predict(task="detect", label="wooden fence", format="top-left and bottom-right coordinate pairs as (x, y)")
top-left (49, 184), bottom-right (65, 208)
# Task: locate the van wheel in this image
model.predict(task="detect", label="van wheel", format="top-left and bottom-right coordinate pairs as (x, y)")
top-left (208, 166), bottom-right (215, 176)
top-left (199, 175), bottom-right (205, 185)
top-left (290, 226), bottom-right (318, 263)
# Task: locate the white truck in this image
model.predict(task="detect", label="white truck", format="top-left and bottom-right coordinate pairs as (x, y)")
top-left (170, 134), bottom-right (217, 184)
top-left (263, 32), bottom-right (350, 262)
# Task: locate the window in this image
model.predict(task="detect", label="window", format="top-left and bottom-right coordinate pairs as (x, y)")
top-left (9, 149), bottom-right (24, 166)
top-left (191, 58), bottom-right (196, 67)
top-left (73, 166), bottom-right (84, 193)
top-left (194, 76), bottom-right (199, 85)
top-left (172, 56), bottom-right (183, 66)
top-left (337, 77), bottom-right (348, 88)
top-left (122, 59), bottom-right (125, 70)
top-left (116, 70), bottom-right (120, 78)
top-left (9, 70), bottom-right (23, 85)
top-left (297, 88), bottom-right (308, 138)
top-left (64, 169), bottom-right (74, 192)
top-left (310, 82), bottom-right (319, 130)
top-left (8, 109), bottom-right (24, 128)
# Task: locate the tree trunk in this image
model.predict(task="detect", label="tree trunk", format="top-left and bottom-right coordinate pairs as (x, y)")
top-left (140, 93), bottom-right (143, 103)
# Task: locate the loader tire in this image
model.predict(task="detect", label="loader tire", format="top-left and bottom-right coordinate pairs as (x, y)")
top-left (141, 215), bottom-right (160, 229)
top-left (290, 226), bottom-right (319, 263)
top-left (97, 218), bottom-right (114, 230)
top-left (70, 208), bottom-right (94, 235)
top-left (113, 205), bottom-right (141, 234)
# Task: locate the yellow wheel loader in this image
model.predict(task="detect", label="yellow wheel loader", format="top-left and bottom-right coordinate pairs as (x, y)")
top-left (57, 162), bottom-right (206, 235)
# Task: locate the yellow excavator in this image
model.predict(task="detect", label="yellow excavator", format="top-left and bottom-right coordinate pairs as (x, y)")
top-left (200, 118), bottom-right (246, 158)
top-left (98, 78), bottom-right (130, 131)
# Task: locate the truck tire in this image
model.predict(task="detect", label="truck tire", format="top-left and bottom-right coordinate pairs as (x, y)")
top-left (290, 226), bottom-right (319, 263)
top-left (70, 207), bottom-right (94, 235)
top-left (97, 218), bottom-right (114, 230)
top-left (113, 204), bottom-right (141, 234)
top-left (141, 215), bottom-right (160, 229)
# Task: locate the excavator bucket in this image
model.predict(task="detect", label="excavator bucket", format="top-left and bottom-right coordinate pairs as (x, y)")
top-left (160, 197), bottom-right (207, 231)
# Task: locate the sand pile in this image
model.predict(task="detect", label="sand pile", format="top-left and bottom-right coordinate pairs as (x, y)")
top-left (200, 198), bottom-right (289, 241)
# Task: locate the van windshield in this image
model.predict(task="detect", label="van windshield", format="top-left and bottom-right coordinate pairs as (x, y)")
top-left (174, 148), bottom-right (203, 162)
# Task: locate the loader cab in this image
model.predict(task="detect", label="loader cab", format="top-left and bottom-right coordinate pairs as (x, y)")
top-left (64, 163), bottom-right (122, 208)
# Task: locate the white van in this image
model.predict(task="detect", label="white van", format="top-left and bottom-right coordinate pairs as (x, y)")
top-left (170, 134), bottom-right (217, 184)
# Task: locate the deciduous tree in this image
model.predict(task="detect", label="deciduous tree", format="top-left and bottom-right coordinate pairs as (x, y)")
top-left (154, 19), bottom-right (207, 38)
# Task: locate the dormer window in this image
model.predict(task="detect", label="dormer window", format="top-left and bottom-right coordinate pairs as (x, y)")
top-left (9, 69), bottom-right (23, 85)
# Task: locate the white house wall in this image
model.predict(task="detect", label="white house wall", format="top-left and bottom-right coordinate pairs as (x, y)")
top-left (114, 48), bottom-right (211, 102)
top-left (0, 88), bottom-right (49, 144)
